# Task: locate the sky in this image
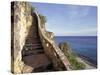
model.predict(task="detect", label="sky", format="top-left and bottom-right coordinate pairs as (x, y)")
top-left (29, 2), bottom-right (97, 36)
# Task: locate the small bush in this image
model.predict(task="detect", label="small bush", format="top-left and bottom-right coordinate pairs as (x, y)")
top-left (65, 51), bottom-right (85, 70)
top-left (59, 42), bottom-right (86, 70)
top-left (58, 42), bottom-right (70, 52)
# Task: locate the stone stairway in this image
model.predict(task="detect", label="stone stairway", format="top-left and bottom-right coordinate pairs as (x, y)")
top-left (21, 13), bottom-right (54, 73)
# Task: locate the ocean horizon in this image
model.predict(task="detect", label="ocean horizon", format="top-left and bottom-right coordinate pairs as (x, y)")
top-left (54, 36), bottom-right (97, 67)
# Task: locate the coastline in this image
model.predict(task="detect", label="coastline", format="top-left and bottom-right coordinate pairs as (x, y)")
top-left (77, 54), bottom-right (97, 67)
top-left (76, 56), bottom-right (97, 69)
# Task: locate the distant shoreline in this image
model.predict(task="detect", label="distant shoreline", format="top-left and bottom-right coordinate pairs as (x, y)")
top-left (54, 36), bottom-right (97, 69)
top-left (71, 50), bottom-right (97, 69)
top-left (54, 36), bottom-right (97, 68)
top-left (77, 54), bottom-right (97, 68)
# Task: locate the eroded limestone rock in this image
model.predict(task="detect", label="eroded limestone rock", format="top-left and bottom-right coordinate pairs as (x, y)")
top-left (11, 1), bottom-right (33, 73)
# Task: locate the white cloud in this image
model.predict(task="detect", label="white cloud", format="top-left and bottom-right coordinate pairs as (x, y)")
top-left (67, 5), bottom-right (91, 19)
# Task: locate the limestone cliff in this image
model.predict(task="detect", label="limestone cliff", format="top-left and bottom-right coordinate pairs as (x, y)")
top-left (11, 2), bottom-right (33, 73)
top-left (11, 1), bottom-right (71, 74)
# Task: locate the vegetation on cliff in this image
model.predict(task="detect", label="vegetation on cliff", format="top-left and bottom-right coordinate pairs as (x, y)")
top-left (31, 4), bottom-right (46, 28)
top-left (39, 14), bottom-right (46, 24)
top-left (58, 42), bottom-right (86, 70)
top-left (31, 5), bottom-right (46, 25)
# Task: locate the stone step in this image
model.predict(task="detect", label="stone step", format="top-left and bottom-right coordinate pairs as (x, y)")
top-left (22, 49), bottom-right (44, 57)
top-left (25, 43), bottom-right (41, 46)
top-left (25, 43), bottom-right (42, 48)
top-left (27, 35), bottom-right (39, 39)
top-left (25, 39), bottom-right (41, 44)
top-left (21, 13), bottom-right (54, 72)
top-left (26, 36), bottom-right (40, 39)
top-left (22, 54), bottom-right (51, 72)
top-left (25, 45), bottom-right (43, 49)
top-left (23, 47), bottom-right (43, 51)
top-left (25, 43), bottom-right (42, 46)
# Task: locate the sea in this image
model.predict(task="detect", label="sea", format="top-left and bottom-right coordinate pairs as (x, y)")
top-left (54, 36), bottom-right (97, 67)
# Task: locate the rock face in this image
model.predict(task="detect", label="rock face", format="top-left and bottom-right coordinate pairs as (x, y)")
top-left (11, 1), bottom-right (70, 74)
top-left (21, 12), bottom-right (53, 73)
top-left (11, 2), bottom-right (54, 73)
top-left (11, 2), bottom-right (33, 73)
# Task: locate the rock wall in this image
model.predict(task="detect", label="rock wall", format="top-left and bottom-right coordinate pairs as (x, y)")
top-left (11, 2), bottom-right (33, 73)
top-left (36, 12), bottom-right (70, 70)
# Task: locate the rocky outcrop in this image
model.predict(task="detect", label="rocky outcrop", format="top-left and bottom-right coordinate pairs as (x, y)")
top-left (11, 1), bottom-right (70, 74)
top-left (36, 12), bottom-right (71, 70)
top-left (21, 12), bottom-right (54, 73)
top-left (11, 2), bottom-right (33, 73)
top-left (11, 2), bottom-right (54, 73)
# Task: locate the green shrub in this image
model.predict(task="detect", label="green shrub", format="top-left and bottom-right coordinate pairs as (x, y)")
top-left (58, 42), bottom-right (70, 52)
top-left (59, 42), bottom-right (86, 70)
top-left (65, 52), bottom-right (85, 70)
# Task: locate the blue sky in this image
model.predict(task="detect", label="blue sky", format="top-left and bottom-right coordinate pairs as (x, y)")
top-left (29, 2), bottom-right (97, 36)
